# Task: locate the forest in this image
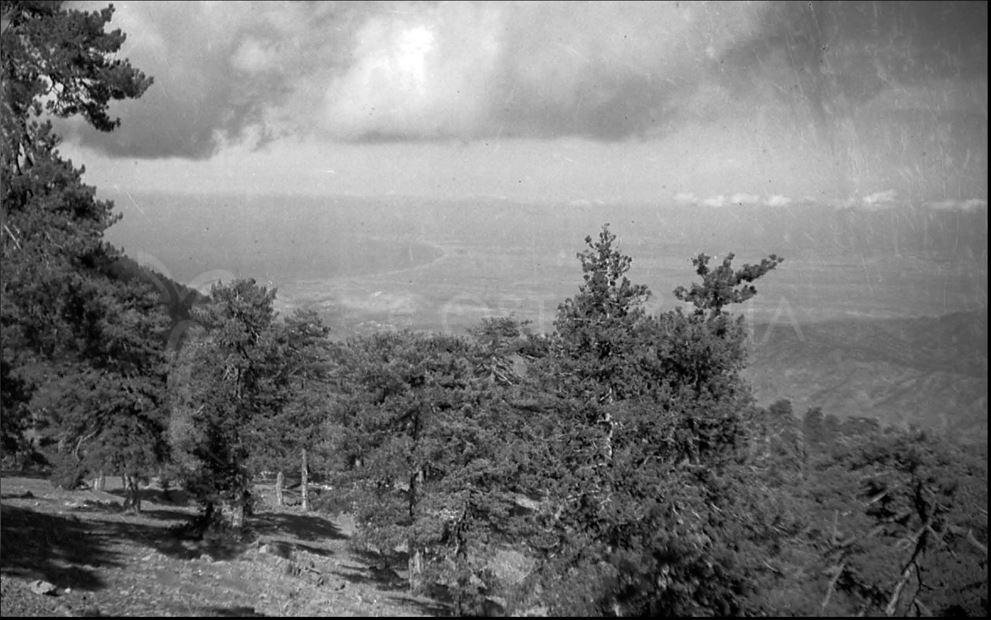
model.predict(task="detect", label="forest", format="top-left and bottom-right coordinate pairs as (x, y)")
top-left (1, 2), bottom-right (986, 616)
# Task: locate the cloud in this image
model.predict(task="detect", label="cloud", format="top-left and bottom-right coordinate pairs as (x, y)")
top-left (674, 192), bottom-right (799, 208)
top-left (925, 198), bottom-right (988, 212)
top-left (60, 1), bottom-right (770, 157)
top-left (60, 1), bottom-right (368, 159)
top-left (320, 2), bottom-right (503, 140)
top-left (321, 2), bottom-right (773, 141)
top-left (864, 77), bottom-right (989, 116)
top-left (730, 193), bottom-right (761, 206)
top-left (831, 189), bottom-right (903, 211)
top-left (702, 195), bottom-right (728, 208)
top-left (862, 189), bottom-right (898, 208)
top-left (57, 0), bottom-right (988, 173)
top-left (765, 194), bottom-right (792, 207)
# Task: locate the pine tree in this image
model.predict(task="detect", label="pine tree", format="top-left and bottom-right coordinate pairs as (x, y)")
top-left (1, 1), bottom-right (165, 492)
top-left (168, 279), bottom-right (279, 532)
top-left (328, 329), bottom-right (545, 605)
top-left (530, 228), bottom-right (787, 615)
top-left (554, 224), bottom-right (651, 404)
top-left (245, 308), bottom-right (333, 510)
top-left (674, 252), bottom-right (783, 319)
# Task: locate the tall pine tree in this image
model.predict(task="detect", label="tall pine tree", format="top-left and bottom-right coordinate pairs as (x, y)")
top-left (168, 279), bottom-right (280, 532)
top-left (1, 1), bottom-right (167, 497)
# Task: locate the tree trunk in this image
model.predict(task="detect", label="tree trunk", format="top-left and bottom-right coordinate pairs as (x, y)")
top-left (160, 471), bottom-right (175, 503)
top-left (201, 489), bottom-right (250, 537)
top-left (603, 406), bottom-right (614, 460)
top-left (406, 408), bottom-right (426, 594)
top-left (407, 468), bottom-right (425, 593)
top-left (599, 386), bottom-right (615, 462)
top-left (409, 545), bottom-right (424, 594)
top-left (219, 498), bottom-right (245, 530)
top-left (121, 474), bottom-right (141, 513)
top-left (275, 470), bottom-right (284, 507)
top-left (92, 471), bottom-right (105, 492)
top-left (301, 449), bottom-right (309, 512)
top-left (452, 502), bottom-right (471, 615)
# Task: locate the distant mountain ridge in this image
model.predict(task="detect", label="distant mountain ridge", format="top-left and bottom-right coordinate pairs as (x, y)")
top-left (745, 308), bottom-right (988, 442)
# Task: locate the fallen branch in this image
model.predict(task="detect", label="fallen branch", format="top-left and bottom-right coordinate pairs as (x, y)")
top-left (885, 563), bottom-right (914, 616)
top-left (913, 597), bottom-right (933, 617)
top-left (2, 223), bottom-right (22, 250)
top-left (820, 562), bottom-right (845, 614)
top-left (947, 525), bottom-right (988, 556)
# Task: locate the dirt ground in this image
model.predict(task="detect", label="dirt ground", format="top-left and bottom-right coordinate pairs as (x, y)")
top-left (0, 474), bottom-right (448, 617)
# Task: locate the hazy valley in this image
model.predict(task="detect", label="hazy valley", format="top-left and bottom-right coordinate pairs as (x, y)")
top-left (104, 190), bottom-right (988, 440)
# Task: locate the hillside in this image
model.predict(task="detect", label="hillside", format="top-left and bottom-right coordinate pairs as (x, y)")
top-left (0, 475), bottom-right (445, 617)
top-left (745, 308), bottom-right (988, 441)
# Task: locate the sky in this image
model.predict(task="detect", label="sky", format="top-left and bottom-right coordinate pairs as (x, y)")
top-left (58, 0), bottom-right (988, 208)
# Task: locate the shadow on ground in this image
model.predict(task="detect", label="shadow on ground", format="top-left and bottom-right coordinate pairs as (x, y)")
top-left (0, 468), bottom-right (49, 480)
top-left (249, 511), bottom-right (347, 544)
top-left (3, 485), bottom-right (451, 615)
top-left (130, 507), bottom-right (197, 522)
top-left (1, 497), bottom-right (205, 582)
top-left (0, 503), bottom-right (115, 590)
top-left (106, 487), bottom-right (191, 506)
top-left (386, 594), bottom-right (451, 617)
top-left (339, 548), bottom-right (451, 616)
top-left (197, 605), bottom-right (267, 617)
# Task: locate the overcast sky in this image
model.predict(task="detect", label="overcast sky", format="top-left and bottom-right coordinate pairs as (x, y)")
top-left (59, 1), bottom-right (987, 208)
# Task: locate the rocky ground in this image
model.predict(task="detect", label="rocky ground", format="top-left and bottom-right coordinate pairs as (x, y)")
top-left (0, 474), bottom-right (447, 617)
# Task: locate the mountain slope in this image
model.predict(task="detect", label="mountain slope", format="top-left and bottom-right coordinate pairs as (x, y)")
top-left (745, 309), bottom-right (988, 441)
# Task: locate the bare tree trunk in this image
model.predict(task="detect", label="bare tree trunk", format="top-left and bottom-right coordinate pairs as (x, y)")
top-left (219, 498), bottom-right (245, 530)
top-left (407, 468), bottom-right (425, 593)
top-left (92, 470), bottom-right (105, 492)
top-left (596, 386), bottom-right (615, 465)
top-left (275, 470), bottom-right (284, 507)
top-left (301, 449), bottom-right (309, 512)
top-left (409, 546), bottom-right (424, 595)
top-left (603, 406), bottom-right (614, 460)
top-left (202, 494), bottom-right (246, 537)
top-left (122, 474), bottom-right (141, 513)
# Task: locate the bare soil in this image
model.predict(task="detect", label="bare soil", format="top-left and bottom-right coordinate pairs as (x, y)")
top-left (0, 474), bottom-right (448, 617)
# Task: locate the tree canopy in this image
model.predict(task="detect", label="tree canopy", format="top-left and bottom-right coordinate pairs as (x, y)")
top-left (1, 1), bottom-right (163, 504)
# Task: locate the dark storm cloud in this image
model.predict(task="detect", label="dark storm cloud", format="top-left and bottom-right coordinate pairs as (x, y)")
top-left (62, 1), bottom-right (372, 159)
top-left (722, 1), bottom-right (987, 121)
top-left (320, 1), bottom-right (769, 141)
top-left (712, 1), bottom-right (988, 199)
top-left (63, 1), bottom-right (987, 159)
